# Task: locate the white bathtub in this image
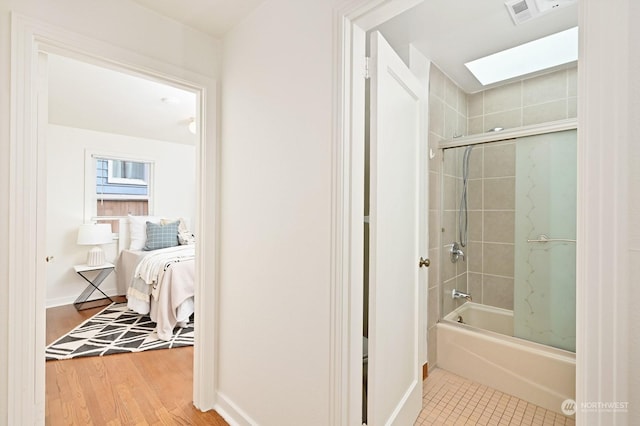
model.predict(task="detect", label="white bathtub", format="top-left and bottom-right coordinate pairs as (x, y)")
top-left (438, 302), bottom-right (575, 415)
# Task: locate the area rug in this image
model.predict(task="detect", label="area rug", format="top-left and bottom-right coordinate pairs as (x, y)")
top-left (45, 302), bottom-right (193, 361)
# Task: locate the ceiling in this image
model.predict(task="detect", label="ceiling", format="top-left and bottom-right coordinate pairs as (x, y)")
top-left (47, 0), bottom-right (578, 141)
top-left (48, 54), bottom-right (197, 145)
top-left (47, 0), bottom-right (268, 143)
top-left (131, 0), bottom-right (265, 37)
top-left (374, 0), bottom-right (578, 93)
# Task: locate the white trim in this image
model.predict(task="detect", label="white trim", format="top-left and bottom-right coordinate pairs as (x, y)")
top-left (86, 150), bottom-right (155, 220)
top-left (214, 392), bottom-right (260, 426)
top-left (94, 194), bottom-right (150, 201)
top-left (9, 13), bottom-right (219, 423)
top-left (9, 16), bottom-right (44, 423)
top-left (576, 1), bottom-right (630, 424)
top-left (331, 1), bottom-right (431, 424)
top-left (86, 150), bottom-right (156, 219)
top-left (45, 286), bottom-right (120, 309)
top-left (408, 45), bottom-right (431, 368)
top-left (106, 159), bottom-right (149, 186)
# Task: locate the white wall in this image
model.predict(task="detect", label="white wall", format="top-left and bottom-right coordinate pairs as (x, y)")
top-left (0, 0), bottom-right (220, 422)
top-left (46, 124), bottom-right (196, 307)
top-left (219, 0), bottom-right (337, 423)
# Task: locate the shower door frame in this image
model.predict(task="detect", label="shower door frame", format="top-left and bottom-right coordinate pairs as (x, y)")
top-left (438, 121), bottom-right (578, 351)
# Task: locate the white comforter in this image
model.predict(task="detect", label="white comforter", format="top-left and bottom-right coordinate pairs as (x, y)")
top-left (126, 245), bottom-right (195, 340)
top-left (136, 245), bottom-right (195, 286)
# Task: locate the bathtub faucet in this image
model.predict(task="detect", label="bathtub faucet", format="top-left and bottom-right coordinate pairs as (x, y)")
top-left (452, 289), bottom-right (472, 302)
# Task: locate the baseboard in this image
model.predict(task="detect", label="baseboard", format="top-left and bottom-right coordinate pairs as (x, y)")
top-left (423, 362), bottom-right (429, 380)
top-left (45, 286), bottom-right (122, 308)
top-left (215, 391), bottom-right (260, 426)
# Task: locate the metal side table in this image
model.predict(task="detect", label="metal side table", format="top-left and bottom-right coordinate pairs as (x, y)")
top-left (73, 262), bottom-right (115, 310)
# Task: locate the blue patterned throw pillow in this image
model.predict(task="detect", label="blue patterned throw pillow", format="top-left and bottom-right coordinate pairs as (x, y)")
top-left (144, 220), bottom-right (179, 251)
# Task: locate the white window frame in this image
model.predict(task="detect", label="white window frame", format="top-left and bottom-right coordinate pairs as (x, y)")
top-left (85, 150), bottom-right (155, 223)
top-left (106, 159), bottom-right (149, 186)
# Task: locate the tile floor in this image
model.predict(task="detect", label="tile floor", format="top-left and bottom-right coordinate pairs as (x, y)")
top-left (415, 369), bottom-right (575, 426)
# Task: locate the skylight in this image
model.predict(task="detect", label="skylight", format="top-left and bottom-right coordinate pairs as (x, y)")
top-left (464, 26), bottom-right (578, 86)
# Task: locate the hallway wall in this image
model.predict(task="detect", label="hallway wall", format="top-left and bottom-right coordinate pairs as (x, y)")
top-left (219, 0), bottom-right (336, 423)
top-left (0, 1), bottom-right (221, 422)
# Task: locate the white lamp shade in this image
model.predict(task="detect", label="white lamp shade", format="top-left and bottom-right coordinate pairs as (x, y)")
top-left (77, 223), bottom-right (113, 245)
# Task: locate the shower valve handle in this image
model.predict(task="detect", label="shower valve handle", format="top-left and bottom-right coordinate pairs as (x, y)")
top-left (449, 242), bottom-right (465, 263)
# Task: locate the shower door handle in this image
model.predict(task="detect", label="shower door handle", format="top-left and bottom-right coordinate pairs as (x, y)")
top-left (419, 257), bottom-right (430, 268)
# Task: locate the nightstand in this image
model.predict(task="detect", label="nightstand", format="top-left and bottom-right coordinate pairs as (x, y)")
top-left (73, 262), bottom-right (116, 311)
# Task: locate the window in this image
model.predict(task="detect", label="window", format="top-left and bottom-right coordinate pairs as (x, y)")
top-left (107, 159), bottom-right (148, 185)
top-left (88, 154), bottom-right (154, 232)
top-left (464, 26), bottom-right (578, 86)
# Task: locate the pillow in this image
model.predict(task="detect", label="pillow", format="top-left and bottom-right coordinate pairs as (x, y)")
top-left (160, 217), bottom-right (195, 245)
top-left (143, 220), bottom-right (180, 251)
top-left (178, 230), bottom-right (196, 245)
top-left (160, 217), bottom-right (188, 233)
top-left (128, 215), bottom-right (162, 250)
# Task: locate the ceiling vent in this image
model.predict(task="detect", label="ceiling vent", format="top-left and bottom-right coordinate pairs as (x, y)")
top-left (505, 0), bottom-right (576, 25)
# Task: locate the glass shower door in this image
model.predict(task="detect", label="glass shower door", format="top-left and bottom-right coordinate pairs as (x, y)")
top-left (513, 129), bottom-right (577, 352)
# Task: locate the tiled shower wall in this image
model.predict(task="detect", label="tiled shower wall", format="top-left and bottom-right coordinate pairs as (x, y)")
top-left (467, 67), bottom-right (578, 135)
top-left (464, 141), bottom-right (516, 311)
top-left (427, 65), bottom-right (578, 369)
top-left (427, 65), bottom-right (468, 366)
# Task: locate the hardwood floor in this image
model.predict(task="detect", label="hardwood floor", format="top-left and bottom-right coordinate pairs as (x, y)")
top-left (46, 300), bottom-right (228, 425)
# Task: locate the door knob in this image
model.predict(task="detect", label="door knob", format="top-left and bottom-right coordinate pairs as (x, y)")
top-left (46, 256), bottom-right (55, 263)
top-left (419, 257), bottom-right (430, 268)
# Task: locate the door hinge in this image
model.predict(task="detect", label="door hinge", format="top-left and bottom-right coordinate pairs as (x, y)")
top-left (364, 57), bottom-right (370, 80)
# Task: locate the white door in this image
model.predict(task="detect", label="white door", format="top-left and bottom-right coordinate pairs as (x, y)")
top-left (367, 31), bottom-right (426, 425)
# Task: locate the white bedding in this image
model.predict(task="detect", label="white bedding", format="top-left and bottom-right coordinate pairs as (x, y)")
top-left (118, 245), bottom-right (195, 341)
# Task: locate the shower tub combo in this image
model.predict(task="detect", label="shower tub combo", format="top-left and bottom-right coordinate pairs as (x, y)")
top-left (437, 122), bottom-right (577, 415)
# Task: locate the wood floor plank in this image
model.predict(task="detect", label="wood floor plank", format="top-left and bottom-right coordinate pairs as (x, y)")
top-left (46, 302), bottom-right (228, 425)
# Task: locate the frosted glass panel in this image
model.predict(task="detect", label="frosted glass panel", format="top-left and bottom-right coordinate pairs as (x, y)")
top-left (514, 130), bottom-right (576, 352)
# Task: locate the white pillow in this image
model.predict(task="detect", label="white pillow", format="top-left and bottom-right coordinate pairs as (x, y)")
top-left (160, 217), bottom-right (188, 233)
top-left (128, 215), bottom-right (162, 250)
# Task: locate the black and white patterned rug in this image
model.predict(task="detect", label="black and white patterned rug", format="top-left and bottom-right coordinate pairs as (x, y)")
top-left (45, 302), bottom-right (193, 361)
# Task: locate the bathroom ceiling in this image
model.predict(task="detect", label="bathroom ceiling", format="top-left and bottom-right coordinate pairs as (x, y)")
top-left (374, 0), bottom-right (578, 93)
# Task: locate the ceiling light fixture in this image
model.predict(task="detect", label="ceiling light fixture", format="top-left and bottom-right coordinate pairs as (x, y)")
top-left (464, 26), bottom-right (578, 86)
top-left (161, 96), bottom-right (180, 104)
top-left (188, 117), bottom-right (196, 135)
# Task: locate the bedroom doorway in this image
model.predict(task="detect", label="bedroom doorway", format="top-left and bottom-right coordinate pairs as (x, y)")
top-left (44, 52), bottom-right (199, 308)
top-left (9, 15), bottom-right (219, 423)
top-left (43, 52), bottom-right (202, 420)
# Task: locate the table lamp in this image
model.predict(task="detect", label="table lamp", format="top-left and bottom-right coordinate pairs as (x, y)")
top-left (77, 223), bottom-right (113, 266)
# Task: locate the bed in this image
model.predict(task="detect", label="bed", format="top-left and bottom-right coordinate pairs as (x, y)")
top-left (116, 215), bottom-right (196, 341)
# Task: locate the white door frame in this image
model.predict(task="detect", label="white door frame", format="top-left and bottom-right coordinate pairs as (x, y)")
top-left (9, 14), bottom-right (219, 424)
top-left (331, 0), bottom-right (631, 424)
top-left (329, 1), bottom-right (425, 424)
